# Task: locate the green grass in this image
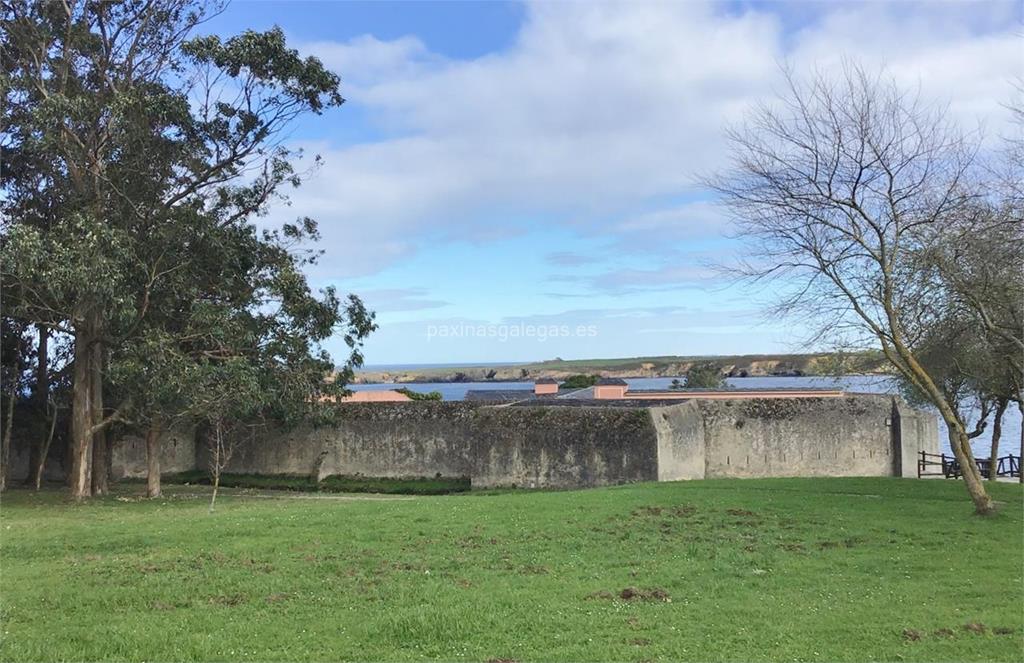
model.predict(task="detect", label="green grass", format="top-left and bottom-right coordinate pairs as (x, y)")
top-left (1, 478), bottom-right (1021, 661)
top-left (157, 471), bottom-right (471, 495)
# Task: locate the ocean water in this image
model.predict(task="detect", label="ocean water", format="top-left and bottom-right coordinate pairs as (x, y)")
top-left (349, 375), bottom-right (1021, 459)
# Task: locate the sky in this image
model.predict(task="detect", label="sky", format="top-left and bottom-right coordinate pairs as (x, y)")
top-left (204, 0), bottom-right (1021, 366)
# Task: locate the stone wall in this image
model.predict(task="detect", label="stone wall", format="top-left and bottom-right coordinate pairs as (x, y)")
top-left (649, 395), bottom-right (941, 480)
top-left (651, 401), bottom-right (705, 481)
top-left (103, 395), bottom-right (939, 488)
top-left (212, 403), bottom-right (478, 481)
top-left (205, 402), bottom-right (659, 489)
top-left (470, 406), bottom-right (657, 488)
top-left (892, 399), bottom-right (942, 478)
top-left (696, 396), bottom-right (899, 478)
top-left (110, 425), bottom-right (196, 480)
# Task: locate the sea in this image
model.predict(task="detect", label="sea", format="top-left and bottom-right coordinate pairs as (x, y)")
top-left (348, 374), bottom-right (1021, 459)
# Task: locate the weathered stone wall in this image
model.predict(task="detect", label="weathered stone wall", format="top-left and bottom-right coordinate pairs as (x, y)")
top-left (105, 394), bottom-right (938, 488)
top-left (696, 396), bottom-right (898, 478)
top-left (470, 406), bottom-right (657, 488)
top-left (205, 402), bottom-right (659, 489)
top-left (110, 425), bottom-right (196, 479)
top-left (212, 403), bottom-right (479, 481)
top-left (651, 401), bottom-right (705, 481)
top-left (892, 399), bottom-right (941, 477)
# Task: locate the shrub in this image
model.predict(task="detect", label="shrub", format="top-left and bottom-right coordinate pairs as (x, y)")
top-left (561, 374), bottom-right (600, 389)
top-left (395, 388), bottom-right (443, 401)
top-left (684, 362), bottom-right (725, 389)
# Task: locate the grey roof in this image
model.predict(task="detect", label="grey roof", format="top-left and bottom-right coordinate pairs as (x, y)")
top-left (464, 389), bottom-right (541, 402)
top-left (596, 377), bottom-right (628, 386)
top-left (626, 387), bottom-right (843, 394)
top-left (534, 377), bottom-right (559, 384)
top-left (510, 398), bottom-right (685, 408)
top-left (557, 386), bottom-right (596, 399)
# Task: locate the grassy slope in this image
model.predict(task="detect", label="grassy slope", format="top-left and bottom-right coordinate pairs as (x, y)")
top-left (1, 478), bottom-right (1021, 662)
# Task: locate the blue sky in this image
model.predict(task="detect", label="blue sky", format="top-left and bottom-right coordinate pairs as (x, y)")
top-left (206, 1), bottom-right (1020, 365)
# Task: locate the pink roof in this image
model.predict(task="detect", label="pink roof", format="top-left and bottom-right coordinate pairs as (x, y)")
top-left (341, 390), bottom-right (412, 402)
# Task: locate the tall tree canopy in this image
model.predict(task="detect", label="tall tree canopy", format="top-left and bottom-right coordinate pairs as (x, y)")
top-left (1, 0), bottom-right (374, 498)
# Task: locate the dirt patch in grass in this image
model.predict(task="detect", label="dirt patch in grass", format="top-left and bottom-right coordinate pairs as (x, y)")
top-left (902, 628), bottom-right (922, 642)
top-left (629, 638), bottom-right (652, 646)
top-left (587, 590), bottom-right (616, 600)
top-left (209, 594), bottom-right (246, 606)
top-left (242, 558), bottom-right (274, 573)
top-left (620, 587), bottom-right (669, 601)
top-left (963, 622), bottom-right (988, 634)
top-left (265, 593), bottom-right (290, 603)
top-left (631, 505), bottom-right (697, 518)
top-left (993, 627), bottom-right (1016, 635)
top-left (933, 628), bottom-right (955, 638)
top-left (587, 587), bottom-right (671, 602)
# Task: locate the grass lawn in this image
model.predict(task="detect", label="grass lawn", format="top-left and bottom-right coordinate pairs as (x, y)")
top-left (1, 478), bottom-right (1021, 662)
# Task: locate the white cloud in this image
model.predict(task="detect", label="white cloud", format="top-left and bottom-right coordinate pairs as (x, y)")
top-left (358, 288), bottom-right (449, 312)
top-left (287, 0), bottom-right (1020, 278)
top-left (350, 303), bottom-right (796, 363)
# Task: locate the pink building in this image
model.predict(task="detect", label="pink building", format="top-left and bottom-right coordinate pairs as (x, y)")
top-left (533, 378), bottom-right (559, 396)
top-left (593, 377), bottom-right (629, 399)
top-left (340, 389), bottom-right (412, 403)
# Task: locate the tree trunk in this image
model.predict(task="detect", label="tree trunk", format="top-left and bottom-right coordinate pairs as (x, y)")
top-left (1, 389), bottom-right (14, 493)
top-left (33, 401), bottom-right (57, 490)
top-left (68, 328), bottom-right (94, 501)
top-left (943, 421), bottom-right (994, 514)
top-left (988, 398), bottom-right (1008, 481)
top-left (883, 335), bottom-right (993, 514)
top-left (90, 345), bottom-right (108, 496)
top-left (1019, 401), bottom-right (1023, 485)
top-left (1, 338), bottom-right (21, 493)
top-left (24, 325), bottom-right (48, 485)
top-left (146, 419), bottom-right (162, 498)
top-left (209, 470), bottom-right (220, 513)
top-left (209, 422), bottom-right (221, 513)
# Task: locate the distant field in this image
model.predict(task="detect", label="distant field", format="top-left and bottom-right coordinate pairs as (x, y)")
top-left (1, 478), bottom-right (1021, 662)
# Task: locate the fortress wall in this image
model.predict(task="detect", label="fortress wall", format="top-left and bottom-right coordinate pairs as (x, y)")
top-left (651, 401), bottom-right (706, 481)
top-left (109, 425), bottom-right (196, 479)
top-left (105, 395), bottom-right (936, 487)
top-left (892, 399), bottom-right (941, 478)
top-left (204, 402), bottom-right (658, 489)
top-left (469, 406), bottom-right (659, 488)
top-left (210, 402), bottom-right (479, 480)
top-left (697, 396), bottom-right (897, 478)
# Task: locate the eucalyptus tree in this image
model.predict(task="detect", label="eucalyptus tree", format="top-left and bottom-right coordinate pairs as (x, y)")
top-left (0, 318), bottom-right (31, 491)
top-left (1, 0), bottom-right (355, 499)
top-left (708, 63), bottom-right (1010, 514)
top-left (110, 216), bottom-right (376, 499)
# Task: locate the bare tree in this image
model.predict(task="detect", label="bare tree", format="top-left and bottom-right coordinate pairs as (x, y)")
top-left (205, 419), bottom-right (249, 513)
top-left (927, 208), bottom-right (1022, 479)
top-left (708, 62), bottom-right (1008, 514)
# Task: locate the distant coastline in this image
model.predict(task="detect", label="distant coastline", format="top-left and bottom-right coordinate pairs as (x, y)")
top-left (349, 352), bottom-right (890, 384)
